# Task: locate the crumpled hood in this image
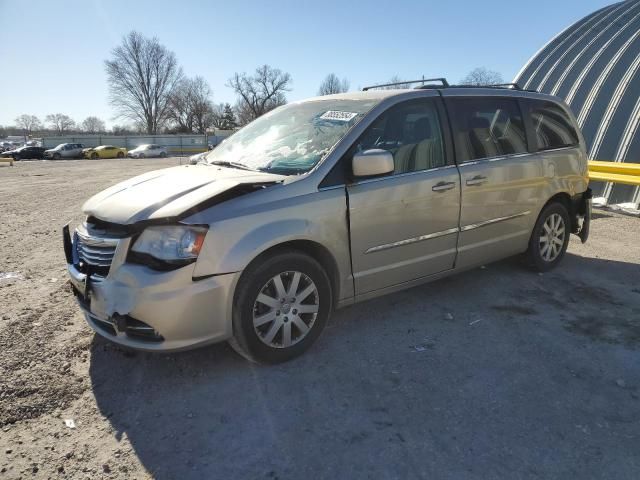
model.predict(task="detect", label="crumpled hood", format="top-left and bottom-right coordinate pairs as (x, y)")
top-left (82, 164), bottom-right (284, 224)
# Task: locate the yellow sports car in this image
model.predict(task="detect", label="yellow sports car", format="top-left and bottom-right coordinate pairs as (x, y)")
top-left (83, 145), bottom-right (127, 159)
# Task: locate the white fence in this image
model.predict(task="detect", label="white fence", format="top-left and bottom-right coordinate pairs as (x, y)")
top-left (41, 133), bottom-right (232, 155)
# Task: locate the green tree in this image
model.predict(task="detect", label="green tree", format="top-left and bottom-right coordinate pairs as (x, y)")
top-left (220, 103), bottom-right (237, 130)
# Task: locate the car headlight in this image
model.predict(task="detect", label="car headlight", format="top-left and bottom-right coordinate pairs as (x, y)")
top-left (131, 226), bottom-right (207, 261)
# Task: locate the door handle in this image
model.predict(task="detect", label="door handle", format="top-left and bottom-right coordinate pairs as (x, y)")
top-left (432, 181), bottom-right (456, 192)
top-left (466, 175), bottom-right (488, 186)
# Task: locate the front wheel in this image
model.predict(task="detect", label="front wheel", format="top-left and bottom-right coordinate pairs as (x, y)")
top-left (159, 151), bottom-right (167, 158)
top-left (53, 153), bottom-right (61, 160)
top-left (91, 152), bottom-right (98, 159)
top-left (526, 202), bottom-right (570, 272)
top-left (117, 152), bottom-right (124, 158)
top-left (230, 251), bottom-right (332, 363)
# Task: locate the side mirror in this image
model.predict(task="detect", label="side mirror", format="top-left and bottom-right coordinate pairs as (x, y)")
top-left (352, 149), bottom-right (394, 178)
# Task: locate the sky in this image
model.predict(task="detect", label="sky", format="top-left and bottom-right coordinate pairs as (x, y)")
top-left (0, 0), bottom-right (617, 129)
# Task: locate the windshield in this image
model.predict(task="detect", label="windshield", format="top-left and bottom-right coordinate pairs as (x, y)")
top-left (205, 98), bottom-right (378, 175)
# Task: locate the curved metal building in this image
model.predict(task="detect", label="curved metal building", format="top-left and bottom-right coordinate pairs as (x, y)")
top-left (515, 0), bottom-right (640, 206)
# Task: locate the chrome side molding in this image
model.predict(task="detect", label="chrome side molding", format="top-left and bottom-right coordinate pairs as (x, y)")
top-left (460, 211), bottom-right (531, 232)
top-left (365, 228), bottom-right (459, 254)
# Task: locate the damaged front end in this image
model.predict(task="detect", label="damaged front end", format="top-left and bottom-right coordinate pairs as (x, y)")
top-left (62, 168), bottom-right (282, 351)
top-left (63, 218), bottom-right (240, 351)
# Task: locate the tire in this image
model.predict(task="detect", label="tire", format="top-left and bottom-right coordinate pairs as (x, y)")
top-left (138, 153), bottom-right (145, 159)
top-left (230, 250), bottom-right (332, 363)
top-left (91, 152), bottom-right (98, 159)
top-left (53, 153), bottom-right (61, 160)
top-left (159, 151), bottom-right (167, 158)
top-left (117, 152), bottom-right (124, 158)
top-left (526, 202), bottom-right (570, 272)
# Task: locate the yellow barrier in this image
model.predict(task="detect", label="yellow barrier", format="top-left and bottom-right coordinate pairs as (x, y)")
top-left (588, 160), bottom-right (640, 186)
top-left (0, 158), bottom-right (14, 166)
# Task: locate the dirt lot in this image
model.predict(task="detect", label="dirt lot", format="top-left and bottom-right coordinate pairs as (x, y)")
top-left (0, 158), bottom-right (639, 479)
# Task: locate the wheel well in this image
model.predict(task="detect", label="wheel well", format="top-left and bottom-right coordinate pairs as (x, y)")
top-left (248, 240), bottom-right (341, 308)
top-left (541, 192), bottom-right (577, 231)
top-left (544, 192), bottom-right (571, 212)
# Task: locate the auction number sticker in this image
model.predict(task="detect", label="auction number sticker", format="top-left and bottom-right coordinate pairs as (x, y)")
top-left (320, 111), bottom-right (358, 122)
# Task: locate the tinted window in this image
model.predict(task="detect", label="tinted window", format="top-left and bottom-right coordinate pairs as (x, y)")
top-left (530, 101), bottom-right (578, 150)
top-left (449, 97), bottom-right (527, 162)
top-left (354, 99), bottom-right (446, 174)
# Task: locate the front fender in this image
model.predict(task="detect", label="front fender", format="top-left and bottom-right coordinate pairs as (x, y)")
top-left (191, 187), bottom-right (353, 300)
top-left (194, 218), bottom-right (325, 277)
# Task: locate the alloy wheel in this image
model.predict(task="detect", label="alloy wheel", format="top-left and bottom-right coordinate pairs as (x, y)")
top-left (252, 271), bottom-right (319, 348)
top-left (539, 213), bottom-right (565, 262)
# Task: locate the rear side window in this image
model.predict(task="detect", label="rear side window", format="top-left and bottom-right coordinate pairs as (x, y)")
top-left (448, 97), bottom-right (527, 162)
top-left (529, 100), bottom-right (579, 151)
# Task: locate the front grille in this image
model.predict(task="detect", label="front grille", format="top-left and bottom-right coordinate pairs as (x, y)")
top-left (75, 230), bottom-right (119, 275)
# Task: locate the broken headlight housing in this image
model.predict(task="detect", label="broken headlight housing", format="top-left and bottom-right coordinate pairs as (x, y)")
top-left (131, 226), bottom-right (207, 263)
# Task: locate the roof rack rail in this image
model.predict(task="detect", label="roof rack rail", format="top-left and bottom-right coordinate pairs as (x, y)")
top-left (362, 77), bottom-right (450, 91)
top-left (448, 82), bottom-right (537, 92)
top-left (486, 83), bottom-right (522, 90)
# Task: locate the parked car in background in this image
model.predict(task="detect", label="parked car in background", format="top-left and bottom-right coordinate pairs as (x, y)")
top-left (64, 82), bottom-right (591, 362)
top-left (0, 146), bottom-right (46, 160)
top-left (0, 141), bottom-right (14, 152)
top-left (127, 144), bottom-right (168, 158)
top-left (44, 143), bottom-right (84, 159)
top-left (84, 145), bottom-right (127, 159)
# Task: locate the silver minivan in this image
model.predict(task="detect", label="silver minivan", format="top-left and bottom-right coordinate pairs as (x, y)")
top-left (44, 143), bottom-right (84, 159)
top-left (63, 80), bottom-right (591, 363)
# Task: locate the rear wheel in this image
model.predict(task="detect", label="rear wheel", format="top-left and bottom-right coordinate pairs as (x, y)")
top-left (159, 151), bottom-right (167, 158)
top-left (526, 202), bottom-right (570, 272)
top-left (230, 251), bottom-right (332, 363)
top-left (138, 153), bottom-right (145, 159)
top-left (91, 152), bottom-right (98, 159)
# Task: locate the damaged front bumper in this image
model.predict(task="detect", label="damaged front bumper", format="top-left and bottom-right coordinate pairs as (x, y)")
top-left (63, 224), bottom-right (240, 352)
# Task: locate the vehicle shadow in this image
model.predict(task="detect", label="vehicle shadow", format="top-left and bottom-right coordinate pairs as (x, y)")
top-left (89, 252), bottom-right (640, 479)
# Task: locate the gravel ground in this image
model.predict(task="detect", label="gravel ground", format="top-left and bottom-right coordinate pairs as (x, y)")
top-left (0, 158), bottom-right (639, 479)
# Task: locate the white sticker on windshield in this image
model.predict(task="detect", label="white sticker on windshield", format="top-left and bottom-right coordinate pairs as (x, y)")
top-left (320, 111), bottom-right (358, 122)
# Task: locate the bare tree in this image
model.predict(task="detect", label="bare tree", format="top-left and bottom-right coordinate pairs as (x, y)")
top-left (227, 65), bottom-right (291, 124)
top-left (168, 76), bottom-right (215, 133)
top-left (459, 67), bottom-right (504, 86)
top-left (81, 116), bottom-right (106, 134)
top-left (105, 31), bottom-right (183, 134)
top-left (318, 73), bottom-right (350, 95)
top-left (14, 114), bottom-right (42, 137)
top-left (45, 113), bottom-right (75, 135)
top-left (111, 124), bottom-right (135, 135)
top-left (207, 103), bottom-right (226, 129)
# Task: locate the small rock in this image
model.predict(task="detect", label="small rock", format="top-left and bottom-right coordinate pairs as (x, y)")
top-left (616, 379), bottom-right (626, 388)
top-left (5, 448), bottom-right (12, 454)
top-left (186, 413), bottom-right (194, 419)
top-left (445, 312), bottom-right (454, 321)
top-left (102, 464), bottom-right (111, 473)
top-left (57, 465), bottom-right (65, 473)
top-left (32, 465), bottom-right (38, 473)
top-left (64, 419), bottom-right (76, 429)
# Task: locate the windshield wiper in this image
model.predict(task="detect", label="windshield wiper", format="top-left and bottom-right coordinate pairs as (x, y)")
top-left (208, 160), bottom-right (255, 171)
